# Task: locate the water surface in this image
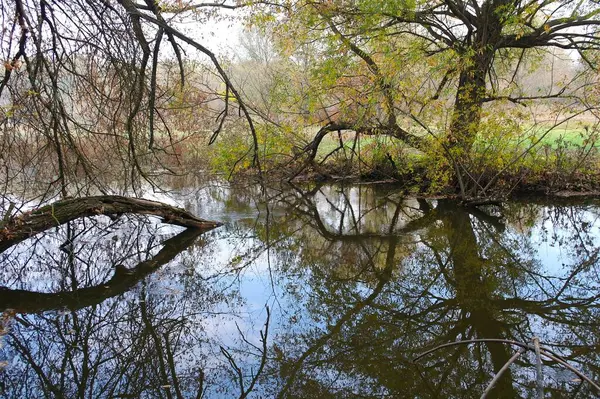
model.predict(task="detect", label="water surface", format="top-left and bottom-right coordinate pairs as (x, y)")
top-left (1, 182), bottom-right (599, 398)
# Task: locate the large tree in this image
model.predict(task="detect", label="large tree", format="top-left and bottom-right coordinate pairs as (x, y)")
top-left (249, 0), bottom-right (600, 198)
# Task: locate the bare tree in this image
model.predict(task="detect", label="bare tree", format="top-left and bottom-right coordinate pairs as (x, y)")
top-left (0, 0), bottom-right (260, 213)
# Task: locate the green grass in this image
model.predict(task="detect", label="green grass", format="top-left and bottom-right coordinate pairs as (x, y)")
top-left (528, 127), bottom-right (597, 148)
top-left (322, 126), bottom-right (595, 154)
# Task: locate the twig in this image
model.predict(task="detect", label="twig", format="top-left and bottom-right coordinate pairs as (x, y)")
top-left (220, 346), bottom-right (245, 395)
top-left (219, 307), bottom-right (271, 399)
top-left (240, 306), bottom-right (270, 399)
top-left (533, 337), bottom-right (544, 399)
top-left (481, 347), bottom-right (526, 399)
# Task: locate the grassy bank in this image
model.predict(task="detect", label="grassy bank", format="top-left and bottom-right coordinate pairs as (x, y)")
top-left (207, 122), bottom-right (600, 198)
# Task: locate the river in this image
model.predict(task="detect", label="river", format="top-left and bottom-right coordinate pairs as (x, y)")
top-left (0, 181), bottom-right (599, 398)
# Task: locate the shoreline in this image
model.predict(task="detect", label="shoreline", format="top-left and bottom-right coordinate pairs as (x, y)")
top-left (231, 168), bottom-right (600, 203)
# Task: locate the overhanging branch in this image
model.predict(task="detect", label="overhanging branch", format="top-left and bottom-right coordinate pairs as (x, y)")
top-left (117, 1), bottom-right (263, 169)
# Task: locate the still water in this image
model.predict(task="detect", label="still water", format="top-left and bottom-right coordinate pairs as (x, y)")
top-left (1, 181), bottom-right (599, 398)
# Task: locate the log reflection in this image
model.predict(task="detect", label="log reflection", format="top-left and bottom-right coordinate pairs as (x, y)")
top-left (0, 227), bottom-right (205, 313)
top-left (0, 216), bottom-right (217, 398)
top-left (1, 186), bottom-right (599, 398)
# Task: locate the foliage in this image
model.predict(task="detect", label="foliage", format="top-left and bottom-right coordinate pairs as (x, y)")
top-left (209, 123), bottom-right (296, 175)
top-left (238, 0), bottom-right (600, 197)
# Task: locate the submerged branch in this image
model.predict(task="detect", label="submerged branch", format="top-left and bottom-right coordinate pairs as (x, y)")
top-left (415, 338), bottom-right (600, 394)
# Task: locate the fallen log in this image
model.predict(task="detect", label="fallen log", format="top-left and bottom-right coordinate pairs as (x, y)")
top-left (0, 195), bottom-right (221, 254)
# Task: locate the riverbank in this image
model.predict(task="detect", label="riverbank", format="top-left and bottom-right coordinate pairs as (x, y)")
top-left (229, 163), bottom-right (600, 202)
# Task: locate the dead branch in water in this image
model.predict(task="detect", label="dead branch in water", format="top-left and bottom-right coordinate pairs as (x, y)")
top-left (0, 195), bottom-right (221, 254)
top-left (414, 337), bottom-right (600, 397)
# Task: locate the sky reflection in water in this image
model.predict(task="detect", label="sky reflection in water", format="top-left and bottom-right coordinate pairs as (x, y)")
top-left (0, 182), bottom-right (599, 398)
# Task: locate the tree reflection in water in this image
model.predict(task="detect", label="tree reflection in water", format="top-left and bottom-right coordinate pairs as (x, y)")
top-left (0, 215), bottom-right (240, 398)
top-left (0, 185), bottom-right (599, 398)
top-left (260, 185), bottom-right (600, 398)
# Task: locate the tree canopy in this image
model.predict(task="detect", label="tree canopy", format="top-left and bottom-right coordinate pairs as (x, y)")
top-left (1, 0), bottom-right (599, 202)
top-left (246, 0), bottom-right (600, 197)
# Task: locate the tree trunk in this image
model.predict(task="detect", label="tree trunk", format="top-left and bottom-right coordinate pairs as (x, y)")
top-left (0, 195), bottom-right (221, 254)
top-left (447, 1), bottom-right (506, 197)
top-left (446, 58), bottom-right (488, 198)
top-left (448, 60), bottom-right (487, 153)
top-left (438, 201), bottom-right (518, 397)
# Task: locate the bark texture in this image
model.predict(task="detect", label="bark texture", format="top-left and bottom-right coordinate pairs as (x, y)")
top-left (0, 195), bottom-right (221, 254)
